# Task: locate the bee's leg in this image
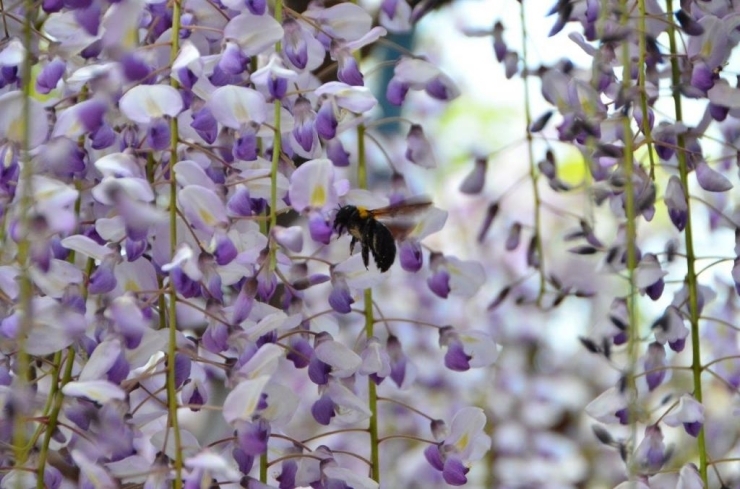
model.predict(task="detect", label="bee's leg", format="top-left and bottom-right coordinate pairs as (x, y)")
top-left (349, 236), bottom-right (358, 254)
top-left (361, 241), bottom-right (370, 269)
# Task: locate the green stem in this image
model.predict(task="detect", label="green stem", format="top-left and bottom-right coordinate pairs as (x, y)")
top-left (618, 0), bottom-right (640, 480)
top-left (637, 0), bottom-right (657, 181)
top-left (357, 124), bottom-right (379, 481)
top-left (518, 2), bottom-right (545, 305)
top-left (13, 0), bottom-right (37, 469)
top-left (36, 348), bottom-right (75, 488)
top-left (260, 0), bottom-right (284, 480)
top-left (36, 258), bottom-right (93, 486)
top-left (268, 0), bottom-right (283, 272)
top-left (666, 0), bottom-right (707, 482)
top-left (168, 2), bottom-right (184, 485)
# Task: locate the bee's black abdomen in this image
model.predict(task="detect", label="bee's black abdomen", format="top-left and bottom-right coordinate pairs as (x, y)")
top-left (369, 220), bottom-right (396, 272)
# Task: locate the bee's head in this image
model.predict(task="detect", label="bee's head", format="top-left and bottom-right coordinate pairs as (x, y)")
top-left (333, 205), bottom-right (358, 231)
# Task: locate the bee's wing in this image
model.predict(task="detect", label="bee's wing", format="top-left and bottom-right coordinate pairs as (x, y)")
top-left (368, 196), bottom-right (432, 219)
top-left (370, 196), bottom-right (433, 240)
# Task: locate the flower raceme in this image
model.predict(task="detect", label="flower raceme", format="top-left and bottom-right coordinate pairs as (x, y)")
top-left (0, 0), bottom-right (495, 487)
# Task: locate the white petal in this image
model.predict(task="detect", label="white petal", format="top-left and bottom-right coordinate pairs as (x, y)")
top-left (224, 13), bottom-right (284, 56)
top-left (71, 450), bottom-right (118, 489)
top-left (708, 81), bottom-right (740, 108)
top-left (223, 375), bottom-right (271, 423)
top-left (174, 160), bottom-right (216, 190)
top-left (0, 92), bottom-right (48, 148)
top-left (79, 338), bottom-right (123, 381)
top-left (236, 343), bottom-right (285, 378)
top-left (209, 85), bottom-right (267, 128)
top-left (307, 3), bottom-right (372, 42)
top-left (315, 340), bottom-right (362, 378)
top-left (61, 235), bottom-right (114, 261)
top-left (322, 467), bottom-right (378, 489)
top-left (243, 312), bottom-right (290, 342)
top-left (95, 152), bottom-right (143, 178)
top-left (30, 259), bottom-right (83, 299)
top-left (261, 382), bottom-right (299, 425)
top-left (0, 38), bottom-right (27, 66)
top-left (62, 380), bottom-right (126, 403)
top-left (185, 451), bottom-right (241, 481)
top-left (584, 387), bottom-right (627, 424)
top-left (448, 407), bottom-right (487, 451)
top-left (96, 216), bottom-right (127, 242)
top-left (327, 381), bottom-right (372, 425)
top-left (120, 85), bottom-right (184, 124)
top-left (447, 257), bottom-right (485, 297)
top-left (178, 185), bottom-right (228, 231)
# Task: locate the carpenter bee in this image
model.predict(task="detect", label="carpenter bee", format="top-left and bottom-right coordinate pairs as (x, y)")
top-left (333, 196), bottom-right (432, 272)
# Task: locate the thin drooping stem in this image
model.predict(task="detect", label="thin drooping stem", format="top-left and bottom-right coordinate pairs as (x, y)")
top-left (618, 0), bottom-right (640, 479)
top-left (666, 0), bottom-right (707, 482)
top-left (13, 0), bottom-right (36, 468)
top-left (356, 123), bottom-right (380, 482)
top-left (167, 1), bottom-right (184, 485)
top-left (637, 0), bottom-right (657, 180)
top-left (519, 1), bottom-right (546, 305)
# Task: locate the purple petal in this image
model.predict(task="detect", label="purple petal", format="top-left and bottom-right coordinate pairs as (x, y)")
top-left (43, 0), bottom-right (63, 12)
top-left (328, 283), bottom-right (354, 313)
top-left (308, 356), bottom-right (331, 385)
top-left (121, 53), bottom-right (152, 83)
top-left (427, 269), bottom-right (450, 298)
top-left (88, 262), bottom-right (117, 294)
top-left (282, 20), bottom-right (308, 70)
top-left (644, 342), bottom-right (666, 391)
top-left (214, 233), bottom-right (238, 265)
top-left (227, 187), bottom-right (253, 216)
top-left (36, 59), bottom-right (66, 94)
top-left (399, 240), bottom-right (423, 272)
top-left (106, 351), bottom-right (130, 384)
top-left (238, 419), bottom-right (270, 455)
top-left (245, 0), bottom-right (265, 15)
top-left (311, 394), bottom-right (335, 425)
top-left (326, 138), bottom-right (350, 167)
top-left (386, 78), bottom-right (409, 106)
top-left (173, 353), bottom-right (191, 388)
top-left (665, 176), bottom-right (688, 231)
top-left (269, 76), bottom-right (288, 100)
top-left (405, 124), bottom-right (435, 168)
top-left (691, 62), bottom-right (714, 92)
top-left (442, 457), bottom-right (469, 485)
top-left (315, 101), bottom-right (337, 140)
top-left (684, 421), bottom-right (702, 438)
top-left (232, 448), bottom-right (255, 475)
top-left (337, 56), bottom-right (364, 86)
top-left (219, 42), bottom-right (249, 75)
top-left (459, 157), bottom-right (487, 194)
top-left (146, 119), bottom-right (171, 150)
top-left (309, 214), bottom-right (333, 244)
top-left (444, 341), bottom-right (471, 372)
top-left (646, 278), bottom-right (665, 301)
top-left (74, 2), bottom-right (101, 36)
top-left (695, 161), bottom-right (732, 192)
top-left (287, 337), bottom-right (313, 369)
top-left (423, 444), bottom-right (444, 471)
top-left (203, 322), bottom-right (229, 353)
top-left (234, 129), bottom-right (258, 161)
top-left (90, 123), bottom-right (116, 149)
top-left (276, 460), bottom-right (297, 489)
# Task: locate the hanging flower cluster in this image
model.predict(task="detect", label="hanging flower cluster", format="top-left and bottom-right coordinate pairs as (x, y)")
top-left (463, 0), bottom-right (740, 487)
top-left (0, 0), bottom-right (494, 487)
